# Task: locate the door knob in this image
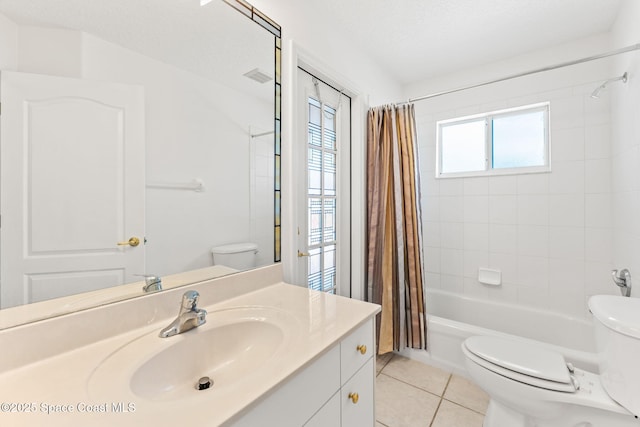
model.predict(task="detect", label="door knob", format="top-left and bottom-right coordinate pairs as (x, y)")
top-left (297, 250), bottom-right (310, 257)
top-left (117, 237), bottom-right (140, 247)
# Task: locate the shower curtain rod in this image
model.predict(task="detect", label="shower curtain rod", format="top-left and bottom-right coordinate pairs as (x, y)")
top-left (405, 43), bottom-right (640, 104)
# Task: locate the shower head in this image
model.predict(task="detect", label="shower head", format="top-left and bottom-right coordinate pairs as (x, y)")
top-left (591, 72), bottom-right (628, 99)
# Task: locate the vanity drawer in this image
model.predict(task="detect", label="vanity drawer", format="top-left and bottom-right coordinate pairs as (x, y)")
top-left (341, 357), bottom-right (375, 427)
top-left (340, 318), bottom-right (374, 383)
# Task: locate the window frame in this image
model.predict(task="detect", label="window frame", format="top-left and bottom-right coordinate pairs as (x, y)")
top-left (436, 102), bottom-right (551, 179)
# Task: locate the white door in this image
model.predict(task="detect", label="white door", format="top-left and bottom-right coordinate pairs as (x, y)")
top-left (295, 68), bottom-right (351, 296)
top-left (0, 71), bottom-right (145, 308)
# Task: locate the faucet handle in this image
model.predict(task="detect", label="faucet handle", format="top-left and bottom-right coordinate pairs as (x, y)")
top-left (181, 290), bottom-right (200, 311)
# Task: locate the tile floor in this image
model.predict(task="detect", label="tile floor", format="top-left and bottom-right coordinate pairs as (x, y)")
top-left (376, 353), bottom-right (490, 427)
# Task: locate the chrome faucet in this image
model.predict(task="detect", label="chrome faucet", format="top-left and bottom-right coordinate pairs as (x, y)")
top-left (142, 275), bottom-right (162, 293)
top-left (159, 291), bottom-right (207, 338)
top-left (612, 269), bottom-right (632, 297)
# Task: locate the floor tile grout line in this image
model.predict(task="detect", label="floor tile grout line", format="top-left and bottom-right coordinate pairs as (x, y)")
top-left (428, 396), bottom-right (444, 427)
top-left (376, 370), bottom-right (452, 400)
top-left (375, 353), bottom-right (395, 377)
top-left (441, 397), bottom-right (487, 417)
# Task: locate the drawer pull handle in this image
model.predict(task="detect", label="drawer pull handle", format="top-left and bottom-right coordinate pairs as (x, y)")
top-left (356, 344), bottom-right (367, 355)
top-left (348, 392), bottom-right (359, 404)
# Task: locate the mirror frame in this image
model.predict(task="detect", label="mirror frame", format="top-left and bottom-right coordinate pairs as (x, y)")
top-left (223, 0), bottom-right (282, 263)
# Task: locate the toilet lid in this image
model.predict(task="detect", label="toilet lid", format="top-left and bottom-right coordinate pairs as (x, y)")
top-left (464, 336), bottom-right (574, 389)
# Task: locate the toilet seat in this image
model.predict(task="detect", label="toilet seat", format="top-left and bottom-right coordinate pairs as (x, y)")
top-left (463, 336), bottom-right (578, 393)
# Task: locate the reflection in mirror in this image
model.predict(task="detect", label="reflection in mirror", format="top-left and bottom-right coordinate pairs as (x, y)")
top-left (0, 0), bottom-right (281, 329)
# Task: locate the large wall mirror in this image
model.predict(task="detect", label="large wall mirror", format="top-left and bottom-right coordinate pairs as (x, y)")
top-left (0, 0), bottom-right (282, 329)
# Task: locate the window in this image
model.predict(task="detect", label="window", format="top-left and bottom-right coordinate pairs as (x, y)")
top-left (436, 103), bottom-right (550, 178)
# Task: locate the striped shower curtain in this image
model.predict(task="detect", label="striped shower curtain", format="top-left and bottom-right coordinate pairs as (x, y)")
top-left (366, 104), bottom-right (427, 354)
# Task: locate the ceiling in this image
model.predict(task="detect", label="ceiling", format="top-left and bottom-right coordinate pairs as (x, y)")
top-left (0, 0), bottom-right (624, 89)
top-left (0, 0), bottom-right (274, 101)
top-left (319, 0), bottom-right (624, 85)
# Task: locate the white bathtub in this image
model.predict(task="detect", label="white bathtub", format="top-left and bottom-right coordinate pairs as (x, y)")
top-left (399, 289), bottom-right (599, 374)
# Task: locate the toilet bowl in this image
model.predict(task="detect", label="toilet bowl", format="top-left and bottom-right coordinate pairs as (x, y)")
top-left (462, 295), bottom-right (640, 427)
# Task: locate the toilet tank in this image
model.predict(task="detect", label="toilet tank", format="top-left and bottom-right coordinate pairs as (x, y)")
top-left (210, 243), bottom-right (258, 271)
top-left (589, 295), bottom-right (640, 416)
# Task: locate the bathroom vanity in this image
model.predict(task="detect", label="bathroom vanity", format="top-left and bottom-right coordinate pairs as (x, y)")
top-left (0, 265), bottom-right (380, 426)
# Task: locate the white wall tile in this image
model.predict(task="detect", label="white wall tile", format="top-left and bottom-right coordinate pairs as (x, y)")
top-left (423, 196), bottom-right (440, 222)
top-left (585, 94), bottom-right (611, 126)
top-left (549, 227), bottom-right (585, 261)
top-left (464, 177), bottom-right (489, 195)
top-left (489, 224), bottom-right (517, 254)
top-left (423, 221), bottom-right (441, 248)
top-left (585, 194), bottom-right (612, 227)
top-left (517, 225), bottom-right (549, 257)
top-left (424, 247), bottom-right (441, 273)
top-left (549, 194), bottom-right (584, 227)
top-left (463, 250), bottom-right (489, 279)
top-left (584, 261), bottom-right (616, 296)
top-left (517, 195), bottom-right (549, 226)
top-left (464, 196), bottom-right (489, 223)
top-left (549, 161), bottom-right (585, 194)
top-left (489, 195), bottom-right (517, 224)
top-left (585, 124), bottom-right (611, 160)
top-left (550, 96), bottom-right (584, 130)
top-left (489, 175), bottom-right (517, 195)
top-left (552, 127), bottom-right (584, 161)
top-left (422, 175), bottom-right (440, 196)
top-left (440, 222), bottom-right (463, 249)
top-left (440, 178), bottom-right (464, 196)
top-left (585, 227), bottom-right (613, 263)
top-left (439, 196), bottom-right (463, 222)
top-left (415, 56), bottom-right (619, 317)
top-left (489, 252), bottom-right (517, 284)
top-left (517, 173), bottom-right (549, 194)
top-left (440, 274), bottom-right (464, 293)
top-left (548, 258), bottom-right (586, 293)
top-left (425, 272), bottom-right (441, 289)
top-left (585, 158), bottom-right (612, 194)
top-left (464, 223), bottom-right (489, 252)
top-left (517, 256), bottom-right (549, 288)
top-left (441, 248), bottom-right (464, 276)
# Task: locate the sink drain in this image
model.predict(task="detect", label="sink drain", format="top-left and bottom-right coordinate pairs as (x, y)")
top-left (196, 376), bottom-right (213, 390)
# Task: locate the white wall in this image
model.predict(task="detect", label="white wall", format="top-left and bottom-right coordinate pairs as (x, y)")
top-left (249, 0), bottom-right (403, 107)
top-left (0, 14), bottom-right (274, 276)
top-left (610, 0), bottom-right (640, 297)
top-left (412, 34), bottom-right (619, 319)
top-left (0, 12), bottom-right (17, 70)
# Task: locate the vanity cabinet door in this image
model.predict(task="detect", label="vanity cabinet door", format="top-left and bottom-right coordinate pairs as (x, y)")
top-left (341, 357), bottom-right (374, 427)
top-left (341, 318), bottom-right (374, 382)
top-left (303, 391), bottom-right (340, 427)
top-left (228, 346), bottom-right (340, 427)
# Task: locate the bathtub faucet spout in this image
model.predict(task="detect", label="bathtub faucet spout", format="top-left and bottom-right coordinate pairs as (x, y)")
top-left (611, 269), bottom-right (632, 297)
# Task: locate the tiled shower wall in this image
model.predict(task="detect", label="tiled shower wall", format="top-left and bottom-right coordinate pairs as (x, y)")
top-left (611, 0), bottom-right (640, 300)
top-left (415, 47), bottom-right (621, 319)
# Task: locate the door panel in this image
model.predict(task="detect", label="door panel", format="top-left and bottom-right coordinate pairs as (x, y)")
top-left (0, 71), bottom-right (145, 308)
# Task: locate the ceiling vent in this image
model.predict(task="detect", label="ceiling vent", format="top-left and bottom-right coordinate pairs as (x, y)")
top-left (243, 68), bottom-right (273, 84)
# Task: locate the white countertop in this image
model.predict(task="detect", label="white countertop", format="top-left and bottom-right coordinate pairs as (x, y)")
top-left (0, 280), bottom-right (379, 426)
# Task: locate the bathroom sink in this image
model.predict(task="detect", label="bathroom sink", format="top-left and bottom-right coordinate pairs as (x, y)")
top-left (88, 306), bottom-right (298, 402)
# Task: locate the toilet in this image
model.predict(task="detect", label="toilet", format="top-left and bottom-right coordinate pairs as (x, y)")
top-left (462, 295), bottom-right (640, 427)
top-left (210, 242), bottom-right (258, 271)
